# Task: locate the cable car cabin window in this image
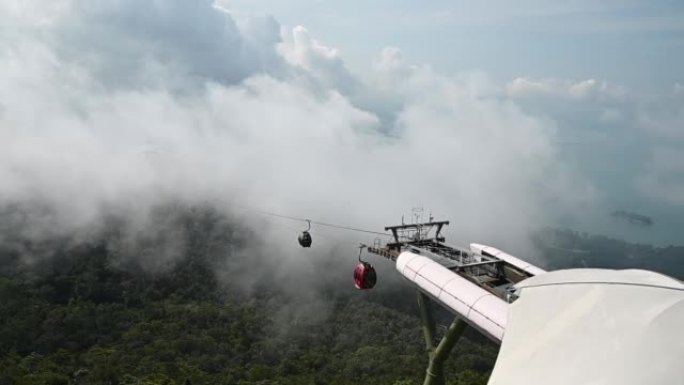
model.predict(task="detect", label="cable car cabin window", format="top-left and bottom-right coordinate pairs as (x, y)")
top-left (365, 266), bottom-right (377, 288)
top-left (354, 264), bottom-right (363, 288)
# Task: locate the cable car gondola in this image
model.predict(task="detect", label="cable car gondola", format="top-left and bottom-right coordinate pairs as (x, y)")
top-left (298, 220), bottom-right (312, 248)
top-left (354, 245), bottom-right (377, 290)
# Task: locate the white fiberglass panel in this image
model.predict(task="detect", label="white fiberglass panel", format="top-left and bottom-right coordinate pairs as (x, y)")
top-left (469, 243), bottom-right (546, 276)
top-left (415, 262), bottom-right (460, 287)
top-left (413, 273), bottom-right (442, 298)
top-left (396, 252), bottom-right (508, 343)
top-left (488, 268), bottom-right (684, 385)
top-left (395, 251), bottom-right (418, 273)
top-left (442, 277), bottom-right (491, 307)
top-left (467, 307), bottom-right (505, 341)
top-left (470, 295), bottom-right (508, 329)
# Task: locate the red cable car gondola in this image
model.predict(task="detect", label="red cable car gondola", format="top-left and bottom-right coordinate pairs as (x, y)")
top-left (353, 245), bottom-right (377, 290)
top-left (354, 261), bottom-right (377, 289)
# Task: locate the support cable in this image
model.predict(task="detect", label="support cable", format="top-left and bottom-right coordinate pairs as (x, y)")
top-left (221, 201), bottom-right (392, 237)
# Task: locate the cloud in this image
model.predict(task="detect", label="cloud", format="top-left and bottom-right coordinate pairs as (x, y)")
top-left (0, 0), bottom-right (608, 271)
top-left (278, 25), bottom-right (359, 94)
top-left (632, 87), bottom-right (684, 207)
top-left (3, 0), bottom-right (684, 338)
top-left (9, 0), bottom-right (289, 90)
top-left (675, 83), bottom-right (684, 95)
top-left (635, 89), bottom-right (684, 141)
top-left (507, 77), bottom-right (626, 101)
top-left (637, 147), bottom-right (684, 206)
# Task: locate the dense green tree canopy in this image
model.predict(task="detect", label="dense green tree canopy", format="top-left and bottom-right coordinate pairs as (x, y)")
top-left (0, 206), bottom-right (680, 384)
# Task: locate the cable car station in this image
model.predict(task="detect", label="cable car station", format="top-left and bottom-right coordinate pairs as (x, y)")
top-left (363, 219), bottom-right (542, 385)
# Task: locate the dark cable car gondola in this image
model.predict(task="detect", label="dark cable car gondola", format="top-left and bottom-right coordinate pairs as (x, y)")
top-left (298, 220), bottom-right (312, 248)
top-left (354, 245), bottom-right (377, 290)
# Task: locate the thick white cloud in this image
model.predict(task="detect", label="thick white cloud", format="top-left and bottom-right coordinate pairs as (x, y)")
top-left (4, 0), bottom-right (288, 89)
top-left (3, 0), bottom-right (657, 262)
top-left (277, 25), bottom-right (359, 94)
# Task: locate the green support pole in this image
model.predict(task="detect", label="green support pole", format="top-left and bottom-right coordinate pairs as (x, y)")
top-left (417, 292), bottom-right (468, 385)
top-left (418, 292), bottom-right (436, 354)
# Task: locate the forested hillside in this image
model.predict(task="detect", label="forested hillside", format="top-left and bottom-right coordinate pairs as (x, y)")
top-left (0, 206), bottom-right (497, 385)
top-left (1, 206), bottom-right (681, 385)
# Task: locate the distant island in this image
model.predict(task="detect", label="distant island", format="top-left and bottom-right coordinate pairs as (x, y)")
top-left (611, 210), bottom-right (654, 226)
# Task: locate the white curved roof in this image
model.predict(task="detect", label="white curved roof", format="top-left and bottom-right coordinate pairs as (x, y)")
top-left (470, 243), bottom-right (547, 276)
top-left (488, 268), bottom-right (684, 385)
top-left (515, 267), bottom-right (682, 289)
top-left (396, 251), bottom-right (508, 342)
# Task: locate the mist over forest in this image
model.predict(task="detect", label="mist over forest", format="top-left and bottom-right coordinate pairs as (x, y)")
top-left (0, 202), bottom-right (681, 384)
top-left (0, 203), bottom-right (502, 384)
